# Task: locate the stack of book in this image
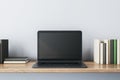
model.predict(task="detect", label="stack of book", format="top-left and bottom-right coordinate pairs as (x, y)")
top-left (94, 39), bottom-right (120, 64)
top-left (4, 57), bottom-right (29, 64)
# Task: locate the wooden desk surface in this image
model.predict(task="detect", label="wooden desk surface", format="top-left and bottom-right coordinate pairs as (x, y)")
top-left (0, 61), bottom-right (120, 72)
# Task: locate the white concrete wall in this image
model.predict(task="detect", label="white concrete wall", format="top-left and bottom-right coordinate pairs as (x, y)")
top-left (0, 0), bottom-right (120, 60)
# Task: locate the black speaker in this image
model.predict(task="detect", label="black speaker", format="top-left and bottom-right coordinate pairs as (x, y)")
top-left (0, 39), bottom-right (8, 64)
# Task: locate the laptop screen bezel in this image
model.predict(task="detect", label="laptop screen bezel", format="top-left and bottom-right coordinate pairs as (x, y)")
top-left (37, 30), bottom-right (82, 62)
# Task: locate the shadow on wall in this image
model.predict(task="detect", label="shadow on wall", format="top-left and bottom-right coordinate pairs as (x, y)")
top-left (9, 44), bottom-right (26, 57)
top-left (83, 48), bottom-right (93, 61)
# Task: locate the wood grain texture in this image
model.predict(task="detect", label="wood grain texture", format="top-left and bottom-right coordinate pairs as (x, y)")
top-left (0, 61), bottom-right (120, 72)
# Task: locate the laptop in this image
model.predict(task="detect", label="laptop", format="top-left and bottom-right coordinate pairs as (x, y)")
top-left (32, 31), bottom-right (87, 68)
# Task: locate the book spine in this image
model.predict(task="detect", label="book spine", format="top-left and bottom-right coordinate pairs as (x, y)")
top-left (104, 40), bottom-right (109, 64)
top-left (117, 39), bottom-right (120, 64)
top-left (108, 40), bottom-right (111, 64)
top-left (0, 40), bottom-right (2, 63)
top-left (0, 40), bottom-right (9, 64)
top-left (110, 40), bottom-right (114, 64)
top-left (100, 42), bottom-right (104, 64)
top-left (4, 61), bottom-right (27, 64)
top-left (114, 39), bottom-right (117, 64)
top-left (103, 43), bottom-right (106, 64)
top-left (2, 40), bottom-right (8, 58)
top-left (94, 39), bottom-right (100, 64)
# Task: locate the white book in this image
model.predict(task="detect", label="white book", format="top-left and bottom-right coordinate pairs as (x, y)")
top-left (104, 40), bottom-right (109, 64)
top-left (4, 57), bottom-right (30, 64)
top-left (117, 39), bottom-right (120, 64)
top-left (100, 42), bottom-right (104, 64)
top-left (4, 60), bottom-right (29, 64)
top-left (94, 39), bottom-right (100, 64)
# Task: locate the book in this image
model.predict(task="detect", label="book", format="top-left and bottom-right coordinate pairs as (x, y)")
top-left (4, 61), bottom-right (29, 63)
top-left (4, 57), bottom-right (29, 64)
top-left (110, 40), bottom-right (114, 64)
top-left (108, 40), bottom-right (111, 64)
top-left (94, 39), bottom-right (120, 65)
top-left (114, 39), bottom-right (117, 64)
top-left (5, 57), bottom-right (29, 61)
top-left (104, 40), bottom-right (109, 64)
top-left (103, 43), bottom-right (106, 64)
top-left (0, 42), bottom-right (2, 63)
top-left (100, 42), bottom-right (104, 64)
top-left (117, 39), bottom-right (120, 64)
top-left (0, 40), bottom-right (8, 64)
top-left (94, 39), bottom-right (100, 64)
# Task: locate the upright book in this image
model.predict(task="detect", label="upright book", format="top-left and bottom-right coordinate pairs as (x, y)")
top-left (99, 42), bottom-right (106, 64)
top-left (103, 43), bottom-right (106, 64)
top-left (94, 39), bottom-right (100, 64)
top-left (0, 39), bottom-right (8, 64)
top-left (117, 39), bottom-right (120, 64)
top-left (114, 39), bottom-right (117, 64)
top-left (110, 40), bottom-right (114, 64)
top-left (104, 40), bottom-right (109, 64)
top-left (100, 42), bottom-right (103, 64)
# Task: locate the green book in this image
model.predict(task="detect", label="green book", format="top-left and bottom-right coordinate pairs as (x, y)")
top-left (110, 40), bottom-right (114, 64)
top-left (114, 39), bottom-right (117, 64)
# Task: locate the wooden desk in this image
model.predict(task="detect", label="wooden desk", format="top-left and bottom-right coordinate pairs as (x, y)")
top-left (0, 61), bottom-right (120, 72)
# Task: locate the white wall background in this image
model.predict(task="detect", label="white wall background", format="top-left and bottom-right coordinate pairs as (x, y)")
top-left (0, 0), bottom-right (120, 60)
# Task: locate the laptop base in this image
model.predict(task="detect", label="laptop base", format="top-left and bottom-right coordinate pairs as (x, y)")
top-left (32, 61), bottom-right (87, 68)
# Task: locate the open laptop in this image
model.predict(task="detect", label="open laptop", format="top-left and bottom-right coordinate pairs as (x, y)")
top-left (32, 31), bottom-right (87, 68)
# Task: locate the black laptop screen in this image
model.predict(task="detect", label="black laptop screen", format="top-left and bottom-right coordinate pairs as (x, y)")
top-left (38, 31), bottom-right (82, 60)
